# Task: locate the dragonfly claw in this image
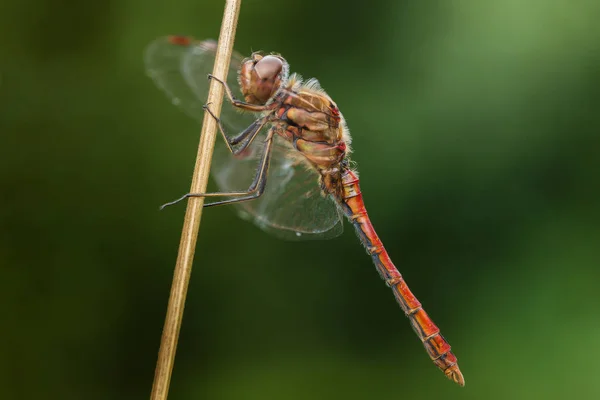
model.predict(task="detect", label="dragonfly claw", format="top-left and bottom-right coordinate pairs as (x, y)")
top-left (207, 73), bottom-right (213, 81)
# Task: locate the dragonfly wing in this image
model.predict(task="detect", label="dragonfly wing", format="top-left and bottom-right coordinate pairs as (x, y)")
top-left (145, 36), bottom-right (343, 240)
top-left (145, 36), bottom-right (253, 131)
top-left (212, 134), bottom-right (344, 241)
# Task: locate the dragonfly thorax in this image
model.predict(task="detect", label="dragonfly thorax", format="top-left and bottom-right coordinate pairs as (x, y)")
top-left (239, 53), bottom-right (288, 105)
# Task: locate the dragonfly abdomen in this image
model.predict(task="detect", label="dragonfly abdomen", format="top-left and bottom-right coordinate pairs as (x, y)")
top-left (337, 168), bottom-right (465, 386)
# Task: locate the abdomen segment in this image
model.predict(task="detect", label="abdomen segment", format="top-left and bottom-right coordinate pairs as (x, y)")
top-left (337, 169), bottom-right (464, 386)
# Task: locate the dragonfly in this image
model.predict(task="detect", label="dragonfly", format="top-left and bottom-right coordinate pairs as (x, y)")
top-left (145, 35), bottom-right (464, 386)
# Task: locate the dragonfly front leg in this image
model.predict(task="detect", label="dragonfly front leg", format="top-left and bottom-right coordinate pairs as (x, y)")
top-left (160, 133), bottom-right (274, 210)
top-left (203, 103), bottom-right (268, 155)
top-left (208, 74), bottom-right (272, 113)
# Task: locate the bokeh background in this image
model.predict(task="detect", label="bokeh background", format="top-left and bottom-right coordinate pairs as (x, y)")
top-left (2, 0), bottom-right (600, 399)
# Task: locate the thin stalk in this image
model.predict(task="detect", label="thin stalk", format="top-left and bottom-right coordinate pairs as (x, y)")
top-left (149, 1), bottom-right (242, 399)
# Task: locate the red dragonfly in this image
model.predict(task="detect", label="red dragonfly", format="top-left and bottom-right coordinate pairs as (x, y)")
top-left (145, 36), bottom-right (464, 386)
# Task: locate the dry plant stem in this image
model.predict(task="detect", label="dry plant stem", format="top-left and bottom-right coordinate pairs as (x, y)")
top-left (149, 1), bottom-right (242, 399)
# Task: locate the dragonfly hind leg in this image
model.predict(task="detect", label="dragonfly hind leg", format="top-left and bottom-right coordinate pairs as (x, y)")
top-left (160, 134), bottom-right (274, 210)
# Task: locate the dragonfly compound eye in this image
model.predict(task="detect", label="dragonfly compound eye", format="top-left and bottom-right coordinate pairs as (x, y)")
top-left (254, 55), bottom-right (283, 81)
top-left (240, 55), bottom-right (284, 105)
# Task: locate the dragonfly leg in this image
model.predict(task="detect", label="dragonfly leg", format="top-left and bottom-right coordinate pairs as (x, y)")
top-left (160, 134), bottom-right (274, 209)
top-left (203, 103), bottom-right (268, 155)
top-left (208, 74), bottom-right (272, 112)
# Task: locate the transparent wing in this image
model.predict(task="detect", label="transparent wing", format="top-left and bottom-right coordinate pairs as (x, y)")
top-left (145, 36), bottom-right (343, 240)
top-left (145, 36), bottom-right (253, 132)
top-left (212, 134), bottom-right (344, 240)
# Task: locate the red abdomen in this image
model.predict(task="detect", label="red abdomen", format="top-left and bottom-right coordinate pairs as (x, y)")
top-left (336, 168), bottom-right (465, 386)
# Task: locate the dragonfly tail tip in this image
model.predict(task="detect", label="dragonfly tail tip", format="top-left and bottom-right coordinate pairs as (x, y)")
top-left (445, 365), bottom-right (465, 387)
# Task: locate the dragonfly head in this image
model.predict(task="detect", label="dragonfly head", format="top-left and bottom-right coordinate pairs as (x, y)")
top-left (239, 52), bottom-right (288, 105)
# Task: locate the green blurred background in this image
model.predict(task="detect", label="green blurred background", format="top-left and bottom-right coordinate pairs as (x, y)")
top-left (2, 0), bottom-right (600, 399)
